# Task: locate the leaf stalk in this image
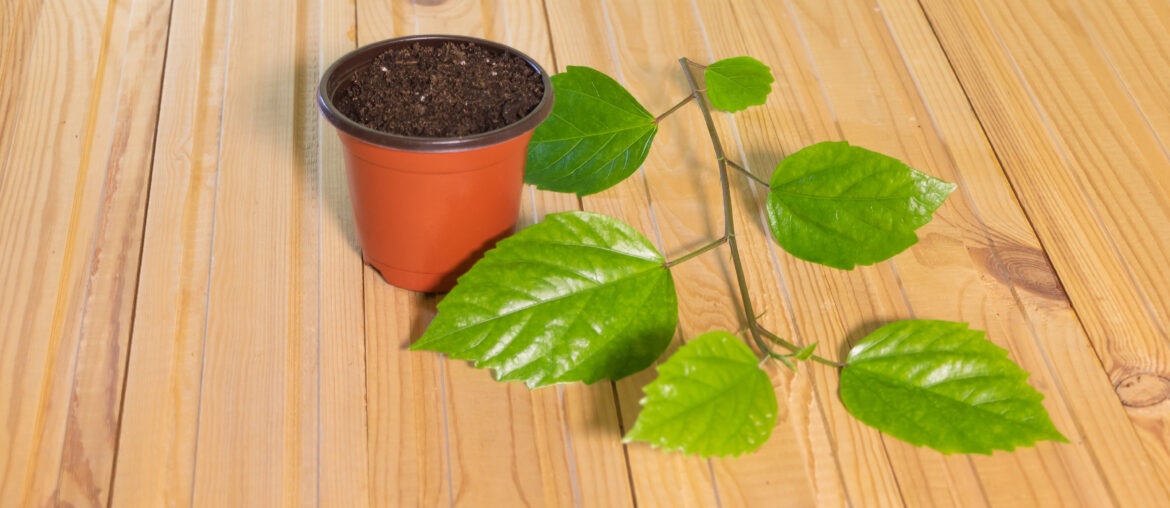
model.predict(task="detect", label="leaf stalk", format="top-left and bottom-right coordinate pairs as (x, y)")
top-left (726, 159), bottom-right (770, 188)
top-left (663, 237), bottom-right (727, 268)
top-left (654, 94), bottom-right (697, 124)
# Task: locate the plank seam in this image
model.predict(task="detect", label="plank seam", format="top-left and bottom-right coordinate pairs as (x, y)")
top-left (188, 0), bottom-right (237, 502)
top-left (438, 355), bottom-right (454, 508)
top-left (556, 386), bottom-right (584, 508)
top-left (538, 0), bottom-right (558, 72)
top-left (608, 381), bottom-right (639, 507)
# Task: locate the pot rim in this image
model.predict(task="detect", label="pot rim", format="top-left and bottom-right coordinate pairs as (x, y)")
top-left (317, 34), bottom-right (554, 153)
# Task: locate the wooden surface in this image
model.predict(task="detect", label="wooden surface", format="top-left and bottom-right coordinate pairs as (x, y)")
top-left (1, 0), bottom-right (1168, 506)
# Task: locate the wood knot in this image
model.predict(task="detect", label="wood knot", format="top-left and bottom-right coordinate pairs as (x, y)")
top-left (969, 243), bottom-right (1065, 301)
top-left (1115, 373), bottom-right (1170, 407)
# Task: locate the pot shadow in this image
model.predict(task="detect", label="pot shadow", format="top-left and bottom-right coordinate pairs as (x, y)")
top-left (253, 55), bottom-right (362, 257)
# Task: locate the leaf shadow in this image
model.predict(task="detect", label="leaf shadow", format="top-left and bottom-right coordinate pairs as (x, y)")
top-left (583, 333), bottom-right (687, 435)
top-left (403, 292), bottom-right (443, 350)
top-left (838, 319), bottom-right (887, 362)
top-left (732, 148), bottom-right (785, 238)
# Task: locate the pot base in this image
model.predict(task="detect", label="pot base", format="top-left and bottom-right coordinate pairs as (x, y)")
top-left (365, 256), bottom-right (458, 293)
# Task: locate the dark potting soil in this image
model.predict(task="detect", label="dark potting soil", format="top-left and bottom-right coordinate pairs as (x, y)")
top-left (336, 42), bottom-right (544, 138)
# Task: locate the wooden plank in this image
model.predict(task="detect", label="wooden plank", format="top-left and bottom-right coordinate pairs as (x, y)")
top-left (317, 0), bottom-right (369, 505)
top-left (404, 5), bottom-right (571, 506)
top-left (52, 0), bottom-right (174, 505)
top-left (109, 0), bottom-right (231, 503)
top-left (183, 0), bottom-right (323, 503)
top-left (920, 0), bottom-right (1170, 496)
top-left (363, 286), bottom-right (451, 507)
top-left (352, 5), bottom-right (451, 507)
top-left (0, 0), bottom-right (143, 504)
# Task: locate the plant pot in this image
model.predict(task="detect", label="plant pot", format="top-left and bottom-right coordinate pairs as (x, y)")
top-left (317, 35), bottom-right (554, 292)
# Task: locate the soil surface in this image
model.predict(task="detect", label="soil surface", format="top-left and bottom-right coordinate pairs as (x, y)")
top-left (336, 42), bottom-right (544, 138)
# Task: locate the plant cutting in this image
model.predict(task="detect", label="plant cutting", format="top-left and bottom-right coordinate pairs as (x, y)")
top-left (317, 35), bottom-right (553, 292)
top-left (411, 54), bottom-right (1068, 457)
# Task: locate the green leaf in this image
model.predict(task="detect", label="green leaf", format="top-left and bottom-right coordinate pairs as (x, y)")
top-left (524, 66), bottom-right (658, 196)
top-left (766, 141), bottom-right (956, 269)
top-left (794, 342), bottom-right (818, 361)
top-left (840, 320), bottom-right (1068, 454)
top-left (704, 56), bottom-right (774, 112)
top-left (412, 211), bottom-right (678, 388)
top-left (625, 331), bottom-right (778, 457)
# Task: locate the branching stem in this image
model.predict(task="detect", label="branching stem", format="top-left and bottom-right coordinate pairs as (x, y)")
top-left (679, 57), bottom-right (843, 369)
top-left (654, 94), bottom-right (696, 124)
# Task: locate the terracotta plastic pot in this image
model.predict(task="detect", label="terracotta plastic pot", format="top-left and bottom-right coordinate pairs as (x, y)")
top-left (318, 35), bottom-right (554, 292)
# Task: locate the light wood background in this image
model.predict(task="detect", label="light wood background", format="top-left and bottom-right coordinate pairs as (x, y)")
top-left (2, 0), bottom-right (1169, 506)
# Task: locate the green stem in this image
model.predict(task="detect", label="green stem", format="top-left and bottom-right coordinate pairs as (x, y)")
top-left (726, 159), bottom-right (770, 188)
top-left (663, 237), bottom-right (727, 268)
top-left (680, 57), bottom-right (844, 369)
top-left (654, 94), bottom-right (696, 124)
